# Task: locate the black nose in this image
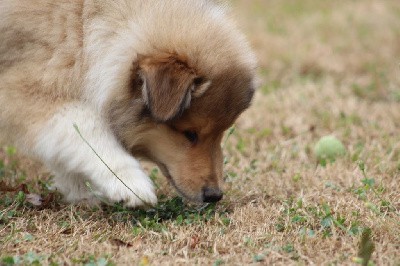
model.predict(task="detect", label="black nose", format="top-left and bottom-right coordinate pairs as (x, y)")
top-left (202, 187), bottom-right (223, 203)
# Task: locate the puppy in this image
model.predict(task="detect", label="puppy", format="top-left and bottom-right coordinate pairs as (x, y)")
top-left (0, 0), bottom-right (256, 207)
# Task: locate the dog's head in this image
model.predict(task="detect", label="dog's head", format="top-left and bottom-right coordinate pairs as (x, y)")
top-left (105, 2), bottom-right (256, 203)
top-left (109, 52), bottom-right (255, 203)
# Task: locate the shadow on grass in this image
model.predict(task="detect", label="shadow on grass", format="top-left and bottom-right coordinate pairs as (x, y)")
top-left (101, 196), bottom-right (231, 232)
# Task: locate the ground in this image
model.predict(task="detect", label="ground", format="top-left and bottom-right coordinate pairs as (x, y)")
top-left (1, 1), bottom-right (399, 265)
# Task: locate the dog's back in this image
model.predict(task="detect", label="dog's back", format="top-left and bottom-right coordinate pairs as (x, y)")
top-left (0, 0), bottom-right (87, 148)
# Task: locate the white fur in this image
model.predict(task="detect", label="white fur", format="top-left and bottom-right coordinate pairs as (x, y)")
top-left (34, 103), bottom-right (157, 207)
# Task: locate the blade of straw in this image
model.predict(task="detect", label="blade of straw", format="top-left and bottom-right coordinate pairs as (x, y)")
top-left (73, 123), bottom-right (151, 207)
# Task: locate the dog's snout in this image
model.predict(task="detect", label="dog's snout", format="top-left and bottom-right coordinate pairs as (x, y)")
top-left (202, 187), bottom-right (223, 203)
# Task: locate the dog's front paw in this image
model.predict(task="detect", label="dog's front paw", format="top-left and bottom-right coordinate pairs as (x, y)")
top-left (101, 168), bottom-right (157, 208)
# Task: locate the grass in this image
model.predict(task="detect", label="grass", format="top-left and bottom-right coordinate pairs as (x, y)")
top-left (1, 0), bottom-right (400, 265)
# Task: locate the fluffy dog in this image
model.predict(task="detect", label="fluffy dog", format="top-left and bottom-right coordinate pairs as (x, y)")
top-left (0, 0), bottom-right (256, 207)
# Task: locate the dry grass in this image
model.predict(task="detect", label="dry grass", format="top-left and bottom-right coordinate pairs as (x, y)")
top-left (1, 1), bottom-right (400, 265)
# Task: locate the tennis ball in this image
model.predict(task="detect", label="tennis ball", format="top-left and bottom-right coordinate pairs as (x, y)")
top-left (314, 135), bottom-right (346, 165)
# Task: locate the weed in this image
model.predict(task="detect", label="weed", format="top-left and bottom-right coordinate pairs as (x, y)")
top-left (292, 173), bottom-right (302, 182)
top-left (277, 197), bottom-right (365, 237)
top-left (252, 253), bottom-right (265, 262)
top-left (71, 255), bottom-right (114, 266)
top-left (148, 168), bottom-right (160, 189)
top-left (213, 258), bottom-right (224, 266)
top-left (353, 228), bottom-right (375, 266)
top-left (101, 196), bottom-right (230, 234)
top-left (1, 252), bottom-right (48, 266)
top-left (223, 127), bottom-right (236, 148)
top-left (282, 243), bottom-right (295, 253)
top-left (353, 161), bottom-right (398, 215)
top-left (130, 197), bottom-right (227, 231)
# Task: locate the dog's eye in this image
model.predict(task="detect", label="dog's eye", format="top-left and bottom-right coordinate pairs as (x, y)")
top-left (183, 130), bottom-right (198, 144)
top-left (133, 73), bottom-right (144, 88)
top-left (193, 77), bottom-right (204, 86)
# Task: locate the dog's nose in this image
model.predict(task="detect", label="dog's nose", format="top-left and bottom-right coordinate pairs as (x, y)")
top-left (202, 187), bottom-right (223, 203)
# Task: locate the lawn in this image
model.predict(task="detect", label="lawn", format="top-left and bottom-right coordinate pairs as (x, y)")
top-left (1, 1), bottom-right (399, 265)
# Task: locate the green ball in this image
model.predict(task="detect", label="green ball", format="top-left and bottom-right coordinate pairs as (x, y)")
top-left (314, 135), bottom-right (346, 164)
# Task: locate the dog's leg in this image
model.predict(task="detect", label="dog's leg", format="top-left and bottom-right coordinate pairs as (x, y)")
top-left (34, 103), bottom-right (157, 207)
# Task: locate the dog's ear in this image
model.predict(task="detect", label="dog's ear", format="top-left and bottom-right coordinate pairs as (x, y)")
top-left (139, 57), bottom-right (197, 122)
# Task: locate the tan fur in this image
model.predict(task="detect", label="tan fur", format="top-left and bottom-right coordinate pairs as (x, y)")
top-left (0, 0), bottom-right (256, 205)
top-left (0, 0), bottom-right (86, 148)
